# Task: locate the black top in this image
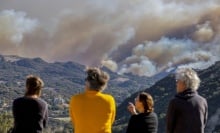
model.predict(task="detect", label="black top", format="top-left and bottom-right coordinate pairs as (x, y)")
top-left (12, 97), bottom-right (48, 133)
top-left (126, 112), bottom-right (158, 133)
top-left (166, 89), bottom-right (208, 133)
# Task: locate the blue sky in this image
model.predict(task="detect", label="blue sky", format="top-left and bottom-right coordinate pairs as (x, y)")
top-left (0, 0), bottom-right (220, 76)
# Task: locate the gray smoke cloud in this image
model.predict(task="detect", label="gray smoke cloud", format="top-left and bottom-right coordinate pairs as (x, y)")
top-left (118, 37), bottom-right (219, 76)
top-left (192, 21), bottom-right (214, 43)
top-left (101, 60), bottom-right (118, 72)
top-left (0, 10), bottom-right (38, 53)
top-left (0, 0), bottom-right (220, 76)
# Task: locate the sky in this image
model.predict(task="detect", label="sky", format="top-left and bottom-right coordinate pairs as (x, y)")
top-left (0, 0), bottom-right (220, 76)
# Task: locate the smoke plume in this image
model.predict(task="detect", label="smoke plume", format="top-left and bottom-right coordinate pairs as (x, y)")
top-left (0, 0), bottom-right (220, 76)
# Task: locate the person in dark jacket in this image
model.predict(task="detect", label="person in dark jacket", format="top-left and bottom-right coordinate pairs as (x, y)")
top-left (126, 92), bottom-right (158, 133)
top-left (166, 67), bottom-right (208, 133)
top-left (12, 75), bottom-right (48, 133)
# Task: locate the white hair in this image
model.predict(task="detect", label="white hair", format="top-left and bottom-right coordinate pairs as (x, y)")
top-left (175, 67), bottom-right (201, 90)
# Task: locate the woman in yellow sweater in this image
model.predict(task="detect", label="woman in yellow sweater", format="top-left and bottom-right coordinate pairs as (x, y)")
top-left (69, 67), bottom-right (116, 133)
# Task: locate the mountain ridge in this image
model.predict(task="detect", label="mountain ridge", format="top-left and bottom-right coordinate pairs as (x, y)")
top-left (115, 61), bottom-right (220, 133)
top-left (0, 54), bottom-right (155, 107)
top-left (2, 54), bottom-right (218, 132)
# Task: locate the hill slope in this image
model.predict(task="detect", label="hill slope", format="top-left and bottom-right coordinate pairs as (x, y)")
top-left (0, 55), bottom-right (158, 132)
top-left (115, 61), bottom-right (220, 133)
top-left (0, 54), bottom-right (156, 104)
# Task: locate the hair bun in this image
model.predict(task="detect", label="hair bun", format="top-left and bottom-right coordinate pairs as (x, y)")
top-left (87, 69), bottom-right (98, 81)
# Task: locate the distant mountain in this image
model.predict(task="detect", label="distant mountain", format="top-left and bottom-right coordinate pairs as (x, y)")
top-left (115, 61), bottom-right (220, 133)
top-left (0, 54), bottom-right (160, 132)
top-left (5, 55), bottom-right (219, 133)
top-left (0, 54), bottom-right (155, 107)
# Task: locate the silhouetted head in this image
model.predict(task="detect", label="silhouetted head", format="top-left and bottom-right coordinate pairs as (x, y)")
top-left (25, 75), bottom-right (44, 97)
top-left (135, 92), bottom-right (154, 113)
top-left (85, 67), bottom-right (109, 91)
top-left (175, 67), bottom-right (200, 93)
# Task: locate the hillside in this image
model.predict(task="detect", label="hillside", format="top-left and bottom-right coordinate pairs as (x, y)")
top-left (0, 54), bottom-right (156, 104)
top-left (2, 55), bottom-right (219, 133)
top-left (115, 61), bottom-right (220, 133)
top-left (0, 54), bottom-right (156, 132)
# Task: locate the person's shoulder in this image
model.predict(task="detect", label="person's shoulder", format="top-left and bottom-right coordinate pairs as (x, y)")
top-left (149, 112), bottom-right (157, 117)
top-left (101, 93), bottom-right (113, 97)
top-left (37, 98), bottom-right (48, 105)
top-left (167, 97), bottom-right (180, 108)
top-left (132, 113), bottom-right (146, 121)
top-left (195, 93), bottom-right (207, 103)
top-left (13, 97), bottom-right (25, 103)
top-left (142, 112), bottom-right (158, 123)
top-left (130, 114), bottom-right (139, 120)
top-left (73, 93), bottom-right (84, 98)
top-left (23, 98), bottom-right (47, 108)
top-left (14, 97), bottom-right (23, 101)
top-left (196, 92), bottom-right (206, 99)
top-left (100, 93), bottom-right (115, 100)
top-left (70, 93), bottom-right (84, 101)
top-left (149, 112), bottom-right (158, 121)
top-left (169, 97), bottom-right (178, 103)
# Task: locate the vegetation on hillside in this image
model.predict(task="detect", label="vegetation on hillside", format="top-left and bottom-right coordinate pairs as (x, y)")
top-left (0, 55), bottom-right (154, 132)
top-left (116, 61), bottom-right (220, 133)
top-left (2, 55), bottom-right (219, 133)
top-left (0, 55), bottom-right (154, 104)
top-left (0, 112), bottom-right (13, 133)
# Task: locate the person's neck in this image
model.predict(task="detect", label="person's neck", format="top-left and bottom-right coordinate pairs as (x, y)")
top-left (26, 95), bottom-right (39, 98)
top-left (85, 85), bottom-right (100, 92)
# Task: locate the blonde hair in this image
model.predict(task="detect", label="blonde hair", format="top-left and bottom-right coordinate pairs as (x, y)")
top-left (175, 67), bottom-right (200, 90)
top-left (25, 75), bottom-right (44, 96)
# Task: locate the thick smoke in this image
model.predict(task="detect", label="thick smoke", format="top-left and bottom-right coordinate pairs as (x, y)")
top-left (0, 10), bottom-right (38, 54)
top-left (101, 60), bottom-right (118, 72)
top-left (118, 37), bottom-right (219, 76)
top-left (0, 0), bottom-right (220, 76)
top-left (192, 21), bottom-right (214, 42)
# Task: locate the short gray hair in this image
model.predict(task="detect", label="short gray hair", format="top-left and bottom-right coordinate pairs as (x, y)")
top-left (175, 67), bottom-right (201, 90)
top-left (85, 67), bottom-right (110, 91)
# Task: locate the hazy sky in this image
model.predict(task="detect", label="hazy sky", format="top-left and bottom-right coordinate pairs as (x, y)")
top-left (0, 0), bottom-right (220, 76)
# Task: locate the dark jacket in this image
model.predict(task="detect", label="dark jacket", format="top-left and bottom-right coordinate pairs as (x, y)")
top-left (126, 112), bottom-right (158, 133)
top-left (166, 89), bottom-right (208, 133)
top-left (12, 97), bottom-right (48, 133)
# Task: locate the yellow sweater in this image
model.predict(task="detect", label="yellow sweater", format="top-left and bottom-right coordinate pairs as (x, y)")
top-left (69, 90), bottom-right (116, 133)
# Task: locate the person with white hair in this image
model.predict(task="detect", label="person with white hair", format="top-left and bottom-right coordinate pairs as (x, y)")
top-left (166, 67), bottom-right (208, 133)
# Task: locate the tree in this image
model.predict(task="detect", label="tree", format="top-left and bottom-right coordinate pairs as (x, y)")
top-left (0, 112), bottom-right (13, 133)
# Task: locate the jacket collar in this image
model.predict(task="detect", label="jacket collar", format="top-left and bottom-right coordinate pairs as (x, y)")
top-left (175, 88), bottom-right (197, 100)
